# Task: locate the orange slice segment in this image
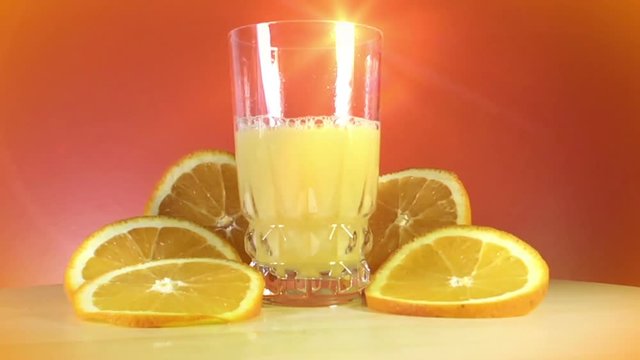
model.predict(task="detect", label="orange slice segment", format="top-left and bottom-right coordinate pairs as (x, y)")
top-left (145, 150), bottom-right (250, 262)
top-left (64, 216), bottom-right (240, 295)
top-left (365, 226), bottom-right (549, 318)
top-left (367, 169), bottom-right (471, 272)
top-left (73, 258), bottom-right (264, 327)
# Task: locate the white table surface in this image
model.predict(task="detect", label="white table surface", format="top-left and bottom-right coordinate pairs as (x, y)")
top-left (1, 280), bottom-right (639, 360)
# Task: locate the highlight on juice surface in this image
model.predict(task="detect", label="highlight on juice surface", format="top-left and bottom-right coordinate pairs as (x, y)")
top-left (229, 21), bottom-right (383, 306)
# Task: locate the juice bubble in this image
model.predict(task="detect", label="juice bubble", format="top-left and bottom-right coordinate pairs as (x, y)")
top-left (236, 115), bottom-right (379, 130)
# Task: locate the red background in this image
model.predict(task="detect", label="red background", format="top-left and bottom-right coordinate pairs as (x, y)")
top-left (1, 0), bottom-right (639, 288)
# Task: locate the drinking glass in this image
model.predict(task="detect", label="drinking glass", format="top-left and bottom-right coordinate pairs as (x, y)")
top-left (229, 20), bottom-right (382, 306)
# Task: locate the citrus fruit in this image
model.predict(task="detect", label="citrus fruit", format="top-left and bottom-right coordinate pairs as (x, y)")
top-left (145, 150), bottom-right (250, 262)
top-left (367, 169), bottom-right (472, 272)
top-left (65, 216), bottom-right (240, 295)
top-left (365, 225), bottom-right (549, 318)
top-left (73, 258), bottom-right (264, 327)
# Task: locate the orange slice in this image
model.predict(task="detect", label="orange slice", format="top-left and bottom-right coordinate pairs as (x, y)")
top-left (64, 216), bottom-right (240, 295)
top-left (367, 169), bottom-right (471, 272)
top-left (145, 150), bottom-right (250, 262)
top-left (365, 226), bottom-right (549, 318)
top-left (73, 258), bottom-right (264, 327)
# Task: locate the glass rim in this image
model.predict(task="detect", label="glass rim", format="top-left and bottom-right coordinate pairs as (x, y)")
top-left (228, 19), bottom-right (383, 48)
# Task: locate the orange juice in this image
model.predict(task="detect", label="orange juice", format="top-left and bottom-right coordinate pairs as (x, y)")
top-left (235, 116), bottom-right (380, 278)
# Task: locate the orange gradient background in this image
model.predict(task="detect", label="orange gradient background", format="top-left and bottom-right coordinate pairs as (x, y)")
top-left (1, 1), bottom-right (639, 288)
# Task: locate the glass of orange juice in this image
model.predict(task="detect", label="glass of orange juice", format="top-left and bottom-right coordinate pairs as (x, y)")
top-left (229, 21), bottom-right (382, 306)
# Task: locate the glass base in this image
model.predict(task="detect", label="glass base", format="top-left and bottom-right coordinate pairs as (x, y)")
top-left (252, 260), bottom-right (370, 307)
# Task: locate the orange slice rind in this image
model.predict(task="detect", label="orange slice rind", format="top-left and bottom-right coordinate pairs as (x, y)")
top-left (64, 216), bottom-right (240, 295)
top-left (365, 225), bottom-right (549, 318)
top-left (145, 150), bottom-right (250, 262)
top-left (367, 168), bottom-right (472, 272)
top-left (73, 258), bottom-right (264, 327)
